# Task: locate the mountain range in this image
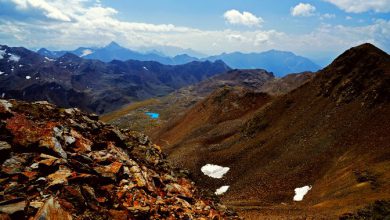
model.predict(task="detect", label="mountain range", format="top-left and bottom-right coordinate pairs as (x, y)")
top-left (38, 42), bottom-right (321, 76)
top-left (149, 43), bottom-right (390, 218)
top-left (102, 69), bottom-right (313, 132)
top-left (0, 44), bottom-right (229, 114)
top-left (1, 42), bottom-right (388, 219)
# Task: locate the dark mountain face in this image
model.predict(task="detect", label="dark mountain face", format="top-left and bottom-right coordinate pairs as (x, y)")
top-left (38, 43), bottom-right (320, 76)
top-left (0, 45), bottom-right (230, 114)
top-left (205, 50), bottom-right (321, 77)
top-left (152, 43), bottom-right (390, 218)
top-left (38, 47), bottom-right (97, 59)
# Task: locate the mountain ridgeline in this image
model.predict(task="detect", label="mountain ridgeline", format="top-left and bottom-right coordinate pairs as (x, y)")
top-left (1, 42), bottom-right (389, 219)
top-left (102, 69), bottom-right (313, 133)
top-left (152, 43), bottom-right (390, 218)
top-left (38, 42), bottom-right (321, 76)
top-left (0, 44), bottom-right (229, 114)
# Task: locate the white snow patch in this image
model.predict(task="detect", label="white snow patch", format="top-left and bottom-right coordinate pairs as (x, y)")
top-left (9, 54), bottom-right (20, 62)
top-left (80, 49), bottom-right (94, 57)
top-left (293, 185), bottom-right (312, 201)
top-left (201, 164), bottom-right (230, 179)
top-left (143, 66), bottom-right (149, 71)
top-left (44, 57), bottom-right (55, 62)
top-left (0, 49), bottom-right (5, 59)
top-left (0, 71), bottom-right (4, 75)
top-left (26, 76), bottom-right (31, 79)
top-left (215, 186), bottom-right (230, 195)
top-left (0, 100), bottom-right (13, 111)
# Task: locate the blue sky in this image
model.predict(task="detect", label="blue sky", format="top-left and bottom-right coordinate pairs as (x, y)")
top-left (0, 0), bottom-right (389, 65)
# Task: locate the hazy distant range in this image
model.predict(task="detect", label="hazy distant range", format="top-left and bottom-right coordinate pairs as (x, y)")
top-left (38, 42), bottom-right (322, 77)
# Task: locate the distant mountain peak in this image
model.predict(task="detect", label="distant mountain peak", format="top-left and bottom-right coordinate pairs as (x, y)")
top-left (37, 48), bottom-right (50, 53)
top-left (105, 41), bottom-right (122, 50)
top-left (58, 52), bottom-right (83, 62)
top-left (205, 50), bottom-right (321, 76)
top-left (265, 49), bottom-right (294, 55)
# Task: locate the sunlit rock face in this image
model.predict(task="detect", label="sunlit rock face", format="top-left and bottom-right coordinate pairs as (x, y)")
top-left (0, 99), bottom-right (239, 219)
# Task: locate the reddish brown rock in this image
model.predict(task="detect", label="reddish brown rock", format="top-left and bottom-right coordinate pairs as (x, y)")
top-left (69, 129), bottom-right (92, 153)
top-left (47, 166), bottom-right (72, 187)
top-left (32, 197), bottom-right (72, 220)
top-left (0, 99), bottom-right (239, 219)
top-left (0, 201), bottom-right (26, 215)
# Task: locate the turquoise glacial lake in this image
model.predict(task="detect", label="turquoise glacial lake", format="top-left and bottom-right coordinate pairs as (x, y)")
top-left (145, 112), bottom-right (159, 119)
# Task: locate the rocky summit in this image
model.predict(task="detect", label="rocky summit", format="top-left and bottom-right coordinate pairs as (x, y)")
top-left (0, 99), bottom-right (239, 219)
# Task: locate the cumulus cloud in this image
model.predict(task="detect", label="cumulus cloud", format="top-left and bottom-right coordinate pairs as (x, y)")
top-left (291, 3), bottom-right (316, 17)
top-left (223, 9), bottom-right (263, 27)
top-left (320, 13), bottom-right (336, 19)
top-left (10, 0), bottom-right (71, 21)
top-left (0, 0), bottom-right (389, 62)
top-left (323, 0), bottom-right (390, 13)
top-left (284, 19), bottom-right (390, 57)
top-left (227, 34), bottom-right (247, 42)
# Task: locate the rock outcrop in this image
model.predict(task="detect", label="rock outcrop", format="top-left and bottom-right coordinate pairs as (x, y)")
top-left (0, 99), bottom-right (239, 219)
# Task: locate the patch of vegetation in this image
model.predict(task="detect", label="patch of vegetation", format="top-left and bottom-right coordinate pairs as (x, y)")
top-left (242, 113), bottom-right (269, 137)
top-left (339, 200), bottom-right (390, 220)
top-left (353, 170), bottom-right (380, 189)
top-left (100, 98), bottom-right (160, 122)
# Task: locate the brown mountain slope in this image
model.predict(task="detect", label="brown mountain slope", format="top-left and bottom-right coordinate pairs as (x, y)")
top-left (260, 71), bottom-right (313, 96)
top-left (103, 69), bottom-right (312, 134)
top-left (154, 87), bottom-right (272, 164)
top-left (102, 69), bottom-right (274, 131)
top-left (152, 43), bottom-right (390, 218)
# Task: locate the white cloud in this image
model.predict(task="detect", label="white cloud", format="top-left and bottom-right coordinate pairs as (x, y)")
top-left (227, 34), bottom-right (247, 42)
top-left (223, 9), bottom-right (263, 27)
top-left (323, 0), bottom-right (390, 13)
top-left (254, 31), bottom-right (279, 46)
top-left (320, 13), bottom-right (336, 19)
top-left (10, 0), bottom-right (71, 21)
top-left (291, 3), bottom-right (316, 17)
top-left (282, 19), bottom-right (390, 58)
top-left (0, 0), bottom-right (389, 61)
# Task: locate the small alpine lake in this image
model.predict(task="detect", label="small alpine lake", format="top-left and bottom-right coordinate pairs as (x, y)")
top-left (145, 112), bottom-right (159, 119)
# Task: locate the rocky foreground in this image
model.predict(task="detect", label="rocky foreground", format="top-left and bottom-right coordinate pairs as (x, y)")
top-left (0, 99), bottom-right (239, 219)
